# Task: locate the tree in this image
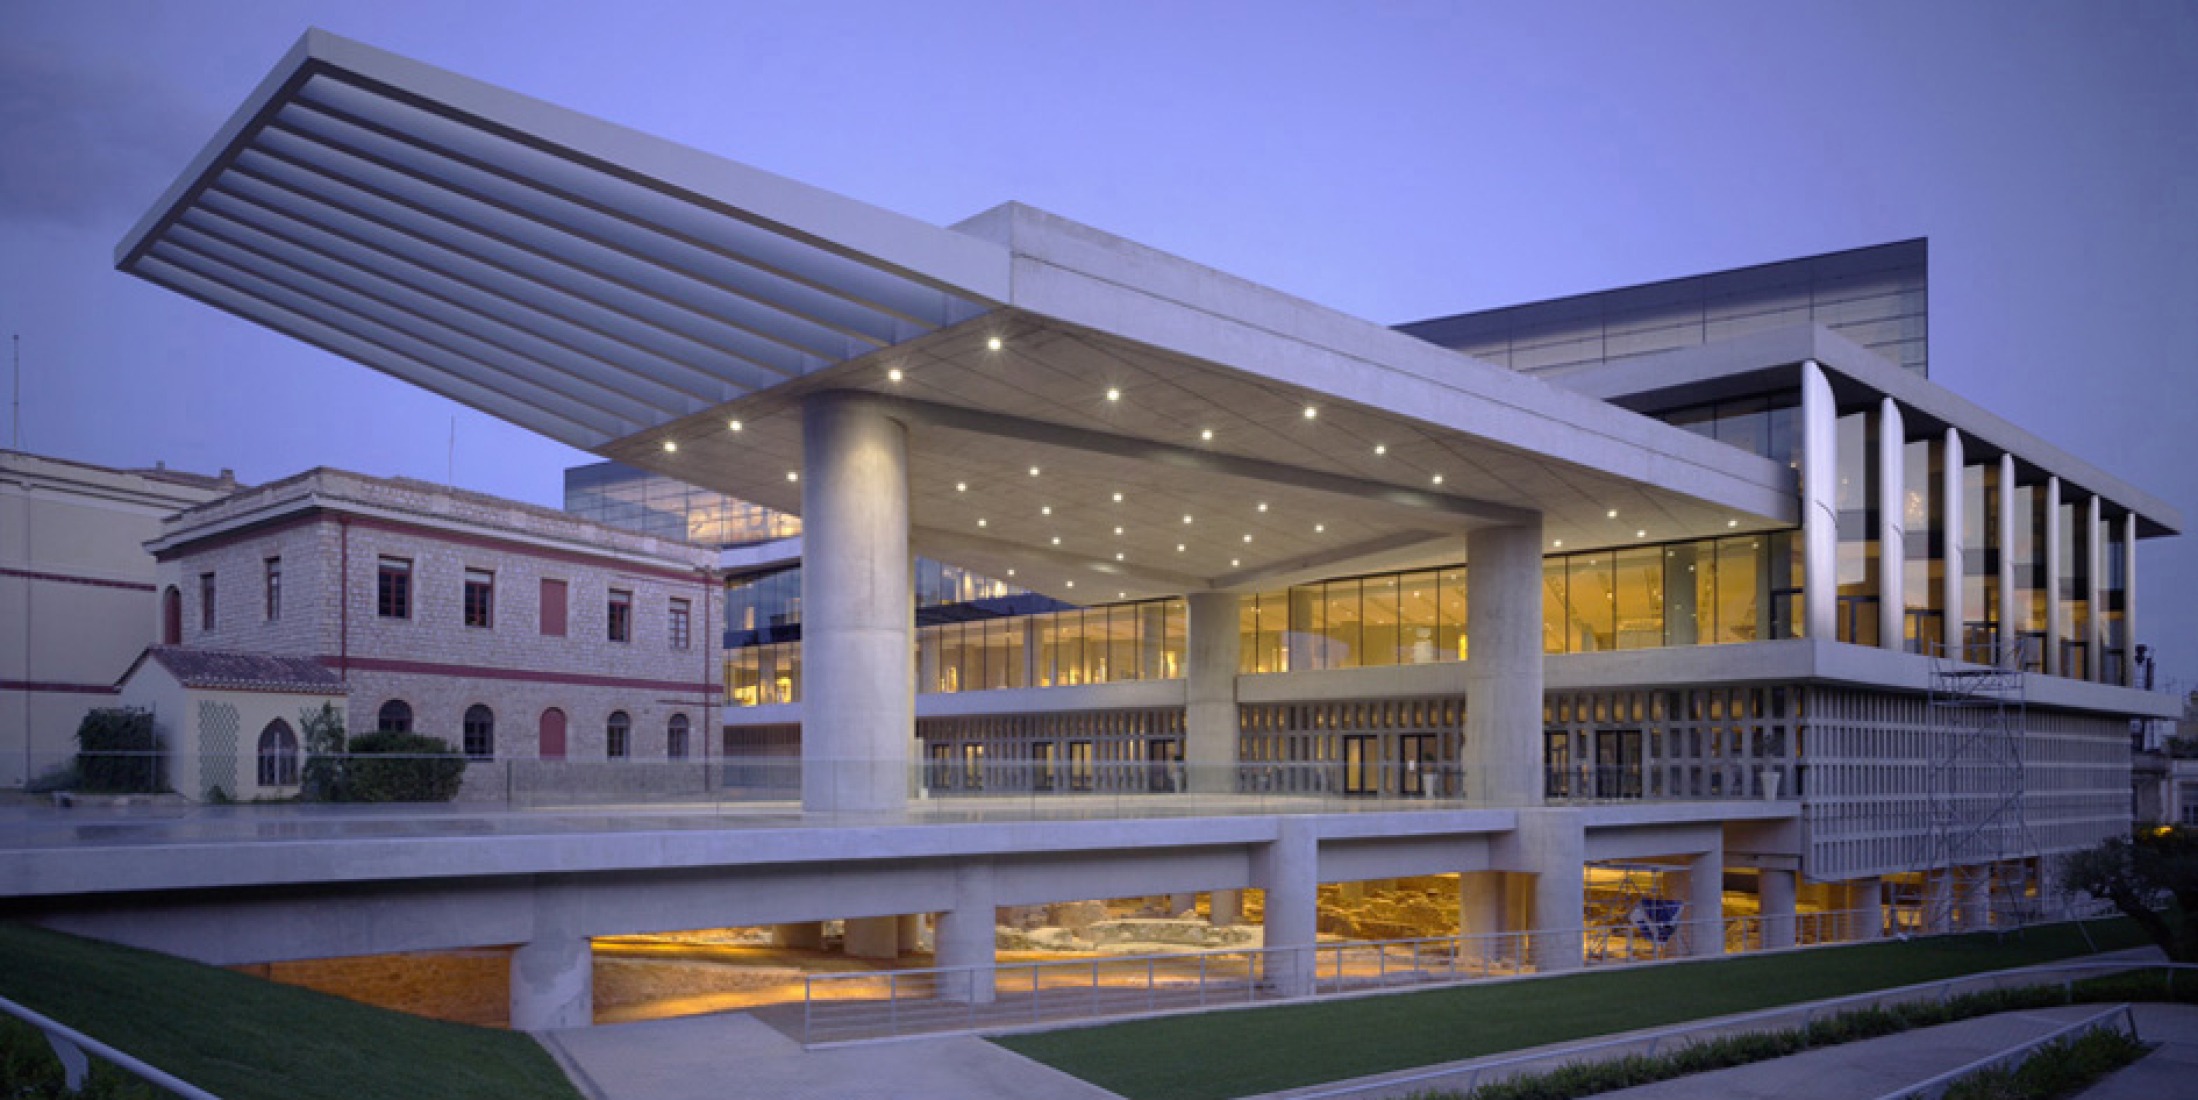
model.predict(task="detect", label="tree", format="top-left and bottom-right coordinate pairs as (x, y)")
top-left (299, 703), bottom-right (348, 802)
top-left (2058, 826), bottom-right (2198, 961)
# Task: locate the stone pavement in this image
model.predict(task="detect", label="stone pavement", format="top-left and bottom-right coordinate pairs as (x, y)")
top-left (541, 1010), bottom-right (1123, 1100)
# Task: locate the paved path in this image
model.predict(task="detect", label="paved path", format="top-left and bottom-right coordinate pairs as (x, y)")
top-left (2074, 1003), bottom-right (2198, 1099)
top-left (543, 1011), bottom-right (1123, 1100)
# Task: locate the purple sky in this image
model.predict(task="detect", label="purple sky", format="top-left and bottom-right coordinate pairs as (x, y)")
top-left (4, 2), bottom-right (2194, 688)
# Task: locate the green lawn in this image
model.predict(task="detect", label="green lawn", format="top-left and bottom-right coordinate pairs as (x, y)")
top-left (0, 923), bottom-right (580, 1100)
top-left (995, 919), bottom-right (2149, 1100)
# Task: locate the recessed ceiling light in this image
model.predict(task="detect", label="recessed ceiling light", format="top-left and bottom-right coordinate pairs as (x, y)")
top-left (1051, 536), bottom-right (1061, 545)
top-left (1106, 387), bottom-right (1121, 402)
top-left (1176, 543), bottom-right (1187, 553)
top-left (1314, 524), bottom-right (1325, 533)
top-left (1607, 508), bottom-right (1619, 519)
top-left (1230, 558), bottom-right (1240, 568)
top-left (977, 518), bottom-right (987, 527)
top-left (728, 419), bottom-right (743, 432)
top-left (956, 481), bottom-right (968, 492)
top-left (1183, 514), bottom-right (1194, 524)
top-left (1065, 579), bottom-right (1074, 588)
top-left (1029, 466), bottom-right (1041, 477)
top-left (1374, 444), bottom-right (1386, 456)
top-left (887, 367), bottom-right (903, 382)
top-left (1200, 428), bottom-right (1214, 442)
top-left (1115, 552), bottom-right (1125, 561)
top-left (1041, 505), bottom-right (1052, 516)
top-left (1727, 518), bottom-right (1740, 528)
top-left (1636, 529), bottom-right (1647, 538)
top-left (1553, 539), bottom-right (1564, 548)
top-left (1006, 568), bottom-right (1016, 577)
top-left (1242, 534), bottom-right (1253, 543)
top-left (1114, 525), bottom-right (1124, 535)
top-left (987, 336), bottom-right (1003, 351)
top-left (1118, 591), bottom-right (1127, 599)
top-left (1303, 406), bottom-right (1318, 420)
top-left (786, 471), bottom-right (799, 482)
top-left (662, 440), bottom-right (678, 453)
top-left (1257, 502), bottom-right (1268, 512)
top-left (1112, 491), bottom-right (1124, 503)
top-left (1431, 474), bottom-right (1444, 485)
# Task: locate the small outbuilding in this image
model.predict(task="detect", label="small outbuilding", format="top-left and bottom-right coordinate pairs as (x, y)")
top-left (116, 646), bottom-right (348, 802)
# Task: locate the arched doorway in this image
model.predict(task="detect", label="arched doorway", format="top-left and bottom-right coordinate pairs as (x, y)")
top-left (539, 707), bottom-right (567, 760)
top-left (161, 586), bottom-right (182, 645)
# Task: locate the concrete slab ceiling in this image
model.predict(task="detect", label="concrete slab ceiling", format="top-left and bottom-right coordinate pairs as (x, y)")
top-left (124, 30), bottom-right (1798, 603)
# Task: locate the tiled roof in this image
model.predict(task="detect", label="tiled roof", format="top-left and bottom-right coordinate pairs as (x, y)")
top-left (126, 646), bottom-right (348, 695)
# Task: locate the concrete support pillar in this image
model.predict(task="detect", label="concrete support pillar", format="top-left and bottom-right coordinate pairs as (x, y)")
top-left (510, 884), bottom-right (592, 1031)
top-left (936, 862), bottom-right (996, 1003)
top-left (1997, 454), bottom-right (2019, 667)
top-left (771, 922), bottom-right (823, 949)
top-left (1878, 398), bottom-right (1906, 652)
top-left (898, 913), bottom-right (926, 952)
top-left (1760, 869), bottom-right (1797, 951)
top-left (1465, 517), bottom-right (1545, 805)
top-left (1923, 871), bottom-right (1953, 935)
top-left (1686, 843), bottom-right (1725, 958)
top-left (1257, 817), bottom-right (1319, 996)
top-left (1504, 809), bottom-right (1584, 973)
top-left (800, 392), bottom-right (912, 814)
top-left (1850, 877), bottom-right (1883, 942)
top-left (916, 630), bottom-right (940, 695)
top-left (2124, 511), bottom-right (2140, 688)
top-left (1459, 871), bottom-right (1507, 964)
top-left (1167, 893), bottom-right (1196, 917)
top-left (1801, 361), bottom-right (1839, 643)
top-left (1185, 591), bottom-right (1241, 793)
top-left (1210, 889), bottom-right (1243, 927)
top-left (2044, 477), bottom-right (2063, 676)
top-left (1955, 866), bottom-right (1991, 931)
top-left (1942, 429), bottom-right (1965, 658)
top-left (844, 916), bottom-right (900, 960)
top-left (2087, 495), bottom-right (2105, 683)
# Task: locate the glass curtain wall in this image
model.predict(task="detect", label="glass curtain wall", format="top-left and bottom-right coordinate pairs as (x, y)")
top-left (1834, 410), bottom-right (1881, 646)
top-left (1901, 436), bottom-right (1946, 653)
top-left (1537, 534), bottom-right (1792, 656)
top-left (2011, 483), bottom-right (2048, 672)
top-left (1658, 391), bottom-right (1804, 472)
top-left (2059, 496), bottom-right (2090, 679)
top-left (1960, 459), bottom-right (2000, 659)
top-left (1243, 568), bottom-right (1467, 673)
top-left (2102, 513), bottom-right (2128, 685)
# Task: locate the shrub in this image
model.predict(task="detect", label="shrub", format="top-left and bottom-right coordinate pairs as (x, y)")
top-left (25, 761), bottom-right (81, 794)
top-left (342, 731), bottom-right (465, 803)
top-left (299, 703), bottom-right (348, 802)
top-left (73, 709), bottom-right (163, 794)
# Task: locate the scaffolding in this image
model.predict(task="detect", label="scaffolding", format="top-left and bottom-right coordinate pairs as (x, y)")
top-left (1897, 638), bottom-right (2037, 934)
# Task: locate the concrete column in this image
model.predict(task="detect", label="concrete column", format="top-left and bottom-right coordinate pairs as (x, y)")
top-left (844, 916), bottom-right (900, 960)
top-left (1760, 869), bottom-right (1797, 951)
top-left (1878, 398), bottom-right (1906, 652)
top-left (2124, 511), bottom-right (2140, 687)
top-left (1850, 877), bottom-right (1883, 942)
top-left (1210, 889), bottom-right (1243, 927)
top-left (1955, 866), bottom-right (1990, 931)
top-left (510, 883), bottom-right (592, 1031)
top-left (800, 393), bottom-right (913, 814)
top-left (1459, 871), bottom-right (1506, 965)
top-left (1465, 517), bottom-right (1544, 805)
top-left (1185, 591), bottom-right (1241, 793)
top-left (2087, 495), bottom-right (2105, 683)
top-left (936, 862), bottom-right (996, 1003)
top-left (916, 630), bottom-right (940, 695)
top-left (1504, 809), bottom-right (1584, 973)
top-left (1997, 455), bottom-right (2019, 667)
top-left (1258, 817), bottom-right (1319, 997)
top-left (897, 913), bottom-right (926, 952)
top-left (2044, 477), bottom-right (2063, 676)
top-left (1686, 843), bottom-right (1725, 958)
top-left (1922, 871), bottom-right (1953, 935)
top-left (1801, 362), bottom-right (1839, 643)
top-left (1942, 429), bottom-right (1965, 658)
top-left (770, 922), bottom-right (823, 949)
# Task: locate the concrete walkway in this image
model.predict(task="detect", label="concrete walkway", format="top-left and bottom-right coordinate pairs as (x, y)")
top-left (2074, 1003), bottom-right (2198, 1099)
top-left (542, 1011), bottom-right (1123, 1100)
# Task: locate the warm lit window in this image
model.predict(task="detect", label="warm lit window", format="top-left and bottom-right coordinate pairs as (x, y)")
top-left (199, 572), bottom-right (216, 631)
top-left (462, 704), bottom-right (495, 759)
top-left (667, 713), bottom-right (689, 760)
top-left (377, 557), bottom-right (411, 619)
top-left (608, 589), bottom-right (632, 643)
top-left (264, 558), bottom-right (281, 622)
top-left (463, 568), bottom-right (494, 628)
top-left (377, 699), bottom-right (413, 733)
top-left (669, 597), bottom-right (691, 650)
top-left (606, 711), bottom-right (631, 758)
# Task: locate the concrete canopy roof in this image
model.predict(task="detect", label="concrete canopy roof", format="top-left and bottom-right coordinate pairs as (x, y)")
top-left (122, 30), bottom-right (1796, 602)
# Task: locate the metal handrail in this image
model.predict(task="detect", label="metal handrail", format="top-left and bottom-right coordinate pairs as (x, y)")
top-left (1869, 1003), bottom-right (2140, 1100)
top-left (0, 991), bottom-right (221, 1098)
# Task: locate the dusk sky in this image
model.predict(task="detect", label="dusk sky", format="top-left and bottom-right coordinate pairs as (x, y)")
top-left (4, 2), bottom-right (2194, 688)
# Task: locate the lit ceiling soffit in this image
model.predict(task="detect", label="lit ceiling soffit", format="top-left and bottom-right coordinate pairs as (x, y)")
top-left (115, 30), bottom-right (1002, 451)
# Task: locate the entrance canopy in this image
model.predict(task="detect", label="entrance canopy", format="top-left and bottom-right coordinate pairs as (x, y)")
top-left (122, 30), bottom-right (1795, 602)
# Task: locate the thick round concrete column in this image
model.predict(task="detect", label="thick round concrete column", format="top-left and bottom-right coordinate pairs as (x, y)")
top-left (1508, 809), bottom-right (1584, 972)
top-left (1850, 877), bottom-right (1884, 941)
top-left (1801, 361), bottom-right (1839, 643)
top-left (1465, 517), bottom-right (1544, 806)
top-left (1258, 818), bottom-right (1319, 996)
top-left (1878, 398), bottom-right (1906, 652)
top-left (800, 392), bottom-right (913, 814)
top-left (844, 916), bottom-right (900, 960)
top-left (1209, 889), bottom-right (1243, 927)
top-left (1759, 869), bottom-right (1797, 950)
top-left (1185, 591), bottom-right (1241, 794)
top-left (2044, 477), bottom-right (2063, 676)
top-left (898, 913), bottom-right (927, 952)
top-left (1686, 844), bottom-right (1725, 958)
top-left (936, 863), bottom-right (996, 1004)
top-left (1942, 429), bottom-right (1965, 657)
top-left (510, 935), bottom-right (592, 1031)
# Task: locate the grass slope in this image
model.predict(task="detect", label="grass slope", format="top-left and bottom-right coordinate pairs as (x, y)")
top-left (0, 923), bottom-right (580, 1100)
top-left (995, 919), bottom-right (2147, 1100)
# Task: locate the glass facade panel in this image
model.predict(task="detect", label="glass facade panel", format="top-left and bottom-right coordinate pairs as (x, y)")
top-left (1613, 547), bottom-right (1662, 650)
top-left (1649, 390), bottom-right (1803, 470)
top-left (1437, 568), bottom-right (1468, 662)
top-left (1566, 554), bottom-right (1616, 652)
top-left (1662, 543), bottom-right (1709, 646)
top-left (1901, 436), bottom-right (1945, 653)
top-left (1362, 574), bottom-right (1400, 667)
top-left (1961, 459), bottom-right (2000, 658)
top-left (1322, 579), bottom-right (1362, 669)
top-left (2102, 515), bottom-right (2128, 684)
top-left (2012, 483), bottom-right (2048, 671)
top-left (1715, 536), bottom-right (1762, 644)
top-left (2059, 497), bottom-right (2089, 679)
top-left (1835, 410), bottom-right (1880, 646)
top-left (1542, 557), bottom-right (1569, 655)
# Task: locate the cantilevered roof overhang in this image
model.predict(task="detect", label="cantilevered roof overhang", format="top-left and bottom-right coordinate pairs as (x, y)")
top-left (122, 30), bottom-right (1799, 602)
